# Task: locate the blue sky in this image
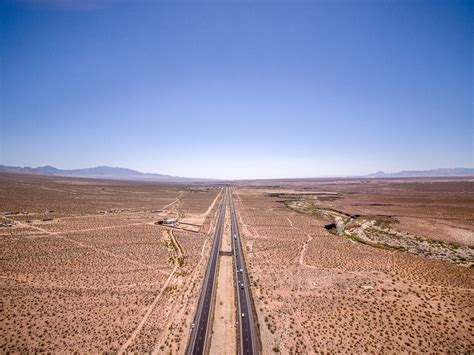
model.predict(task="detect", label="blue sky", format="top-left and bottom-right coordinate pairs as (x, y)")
top-left (1, 0), bottom-right (472, 179)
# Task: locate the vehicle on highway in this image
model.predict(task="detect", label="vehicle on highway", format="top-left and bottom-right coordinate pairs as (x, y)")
top-left (242, 313), bottom-right (245, 318)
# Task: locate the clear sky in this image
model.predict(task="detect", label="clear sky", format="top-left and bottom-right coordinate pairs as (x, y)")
top-left (1, 0), bottom-right (472, 179)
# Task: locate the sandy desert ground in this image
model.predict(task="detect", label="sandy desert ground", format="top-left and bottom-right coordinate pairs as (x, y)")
top-left (1, 173), bottom-right (473, 353)
top-left (235, 178), bottom-right (473, 353)
top-left (0, 173), bottom-right (222, 352)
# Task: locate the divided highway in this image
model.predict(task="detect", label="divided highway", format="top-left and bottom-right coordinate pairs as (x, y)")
top-left (230, 189), bottom-right (259, 355)
top-left (187, 188), bottom-right (228, 355)
top-left (187, 187), bottom-right (258, 354)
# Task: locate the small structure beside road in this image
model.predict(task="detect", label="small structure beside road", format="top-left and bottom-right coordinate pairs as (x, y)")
top-left (156, 218), bottom-right (178, 227)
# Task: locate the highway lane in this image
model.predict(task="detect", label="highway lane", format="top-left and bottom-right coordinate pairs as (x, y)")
top-left (230, 189), bottom-right (259, 355)
top-left (187, 187), bottom-right (228, 355)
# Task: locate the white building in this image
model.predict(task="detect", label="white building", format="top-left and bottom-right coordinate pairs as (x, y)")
top-left (163, 218), bottom-right (178, 226)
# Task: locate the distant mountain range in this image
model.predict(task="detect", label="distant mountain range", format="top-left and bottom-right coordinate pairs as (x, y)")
top-left (1, 164), bottom-right (472, 181)
top-left (367, 168), bottom-right (474, 178)
top-left (0, 165), bottom-right (214, 182)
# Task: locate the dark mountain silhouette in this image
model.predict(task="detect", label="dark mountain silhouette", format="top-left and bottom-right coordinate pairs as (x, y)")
top-left (0, 164), bottom-right (214, 182)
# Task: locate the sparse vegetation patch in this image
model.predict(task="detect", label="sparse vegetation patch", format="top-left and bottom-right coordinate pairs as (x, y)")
top-left (285, 197), bottom-right (473, 266)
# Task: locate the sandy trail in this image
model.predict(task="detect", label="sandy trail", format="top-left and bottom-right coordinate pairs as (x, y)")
top-left (200, 189), bottom-right (222, 217)
top-left (12, 196), bottom-right (182, 222)
top-left (58, 234), bottom-right (170, 274)
top-left (235, 189), bottom-right (244, 205)
top-left (118, 264), bottom-right (179, 353)
top-left (0, 275), bottom-right (166, 291)
top-left (286, 216), bottom-right (314, 267)
top-left (2, 189), bottom-right (224, 353)
top-left (151, 191), bottom-right (224, 352)
top-left (124, 192), bottom-right (224, 353)
top-left (118, 230), bottom-right (184, 353)
top-left (287, 217), bottom-right (473, 293)
top-left (59, 222), bottom-right (148, 233)
top-left (19, 183), bottom-right (77, 194)
top-left (161, 197), bottom-right (180, 211)
top-left (3, 217), bottom-right (171, 275)
top-left (151, 237), bottom-right (211, 354)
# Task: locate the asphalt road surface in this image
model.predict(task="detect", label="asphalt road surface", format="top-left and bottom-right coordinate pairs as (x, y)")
top-left (230, 189), bottom-right (258, 355)
top-left (187, 188), bottom-right (228, 355)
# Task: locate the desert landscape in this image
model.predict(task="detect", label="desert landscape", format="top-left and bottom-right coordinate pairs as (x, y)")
top-left (0, 173), bottom-right (223, 352)
top-left (1, 173), bottom-right (472, 353)
top-left (2, 0), bottom-right (472, 353)
top-left (234, 178), bottom-right (473, 353)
